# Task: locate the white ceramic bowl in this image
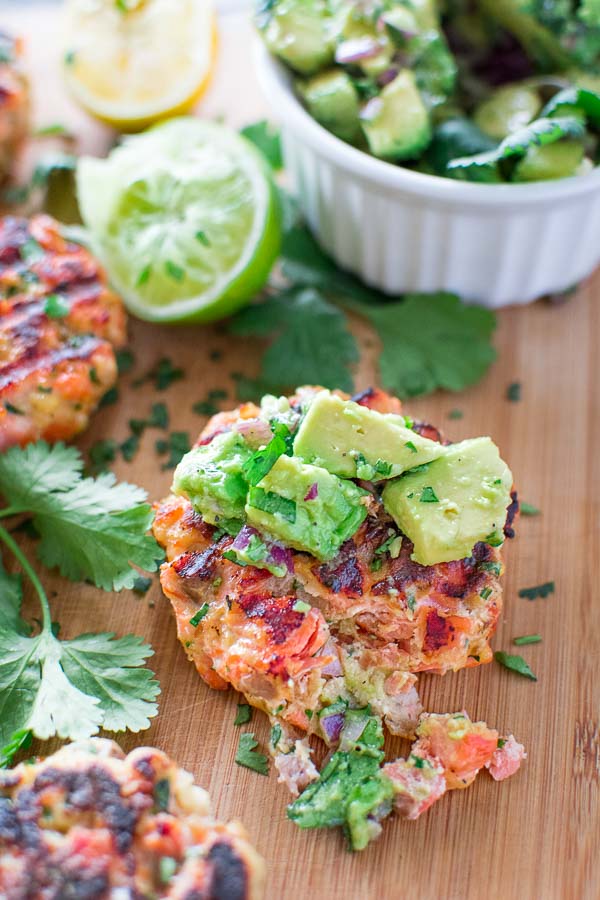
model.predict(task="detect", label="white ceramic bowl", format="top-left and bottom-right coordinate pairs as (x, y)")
top-left (255, 41), bottom-right (600, 308)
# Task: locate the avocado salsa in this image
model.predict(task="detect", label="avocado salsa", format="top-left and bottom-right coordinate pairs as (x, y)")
top-left (173, 389), bottom-right (513, 569)
top-left (257, 0), bottom-right (600, 183)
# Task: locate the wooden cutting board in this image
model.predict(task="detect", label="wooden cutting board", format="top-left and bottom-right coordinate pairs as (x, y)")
top-left (3, 6), bottom-right (599, 899)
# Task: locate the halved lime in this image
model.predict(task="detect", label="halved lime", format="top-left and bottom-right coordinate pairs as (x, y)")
top-left (76, 118), bottom-right (281, 323)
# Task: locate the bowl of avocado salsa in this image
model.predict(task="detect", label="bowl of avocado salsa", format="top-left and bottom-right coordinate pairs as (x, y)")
top-left (255, 0), bottom-right (600, 306)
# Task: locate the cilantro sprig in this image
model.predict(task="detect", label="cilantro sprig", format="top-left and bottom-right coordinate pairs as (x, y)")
top-left (0, 442), bottom-right (163, 763)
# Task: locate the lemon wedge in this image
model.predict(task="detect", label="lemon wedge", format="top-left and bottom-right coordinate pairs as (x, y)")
top-left (62, 0), bottom-right (218, 131)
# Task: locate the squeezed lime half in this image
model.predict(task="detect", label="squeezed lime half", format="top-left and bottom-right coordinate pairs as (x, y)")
top-left (76, 118), bottom-right (281, 323)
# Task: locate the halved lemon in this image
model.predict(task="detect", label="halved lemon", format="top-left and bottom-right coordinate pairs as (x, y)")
top-left (62, 0), bottom-right (218, 131)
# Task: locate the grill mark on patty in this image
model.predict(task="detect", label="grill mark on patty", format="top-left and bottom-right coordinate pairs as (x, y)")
top-left (0, 334), bottom-right (105, 392)
top-left (206, 841), bottom-right (248, 900)
top-left (32, 766), bottom-right (138, 855)
top-left (237, 593), bottom-right (304, 645)
top-left (316, 539), bottom-right (364, 596)
top-left (174, 546), bottom-right (220, 581)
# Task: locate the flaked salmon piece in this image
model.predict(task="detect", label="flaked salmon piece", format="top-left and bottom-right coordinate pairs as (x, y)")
top-left (0, 33), bottom-right (28, 185)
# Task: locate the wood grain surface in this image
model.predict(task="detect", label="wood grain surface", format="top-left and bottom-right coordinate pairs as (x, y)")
top-left (3, 6), bottom-right (600, 899)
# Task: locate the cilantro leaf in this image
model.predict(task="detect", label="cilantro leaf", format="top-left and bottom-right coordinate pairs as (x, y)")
top-left (0, 627), bottom-right (159, 744)
top-left (243, 422), bottom-right (292, 486)
top-left (240, 120), bottom-right (283, 170)
top-left (518, 581), bottom-right (555, 600)
top-left (0, 729), bottom-right (32, 768)
top-left (520, 501), bottom-right (540, 516)
top-left (234, 703), bottom-right (252, 726)
top-left (494, 650), bottom-right (537, 681)
top-left (230, 287), bottom-right (359, 393)
top-left (0, 442), bottom-right (162, 591)
top-left (0, 557), bottom-right (27, 634)
top-left (235, 732), bottom-right (269, 775)
top-left (360, 293), bottom-right (496, 398)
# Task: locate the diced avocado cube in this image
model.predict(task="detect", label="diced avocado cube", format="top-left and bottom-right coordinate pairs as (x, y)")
top-left (402, 0), bottom-right (440, 31)
top-left (245, 454), bottom-right (367, 561)
top-left (298, 70), bottom-right (361, 143)
top-left (512, 139), bottom-right (585, 182)
top-left (382, 437), bottom-right (513, 566)
top-left (334, 6), bottom-right (393, 77)
top-left (259, 0), bottom-right (335, 76)
top-left (172, 431), bottom-right (251, 527)
top-left (293, 391), bottom-right (445, 481)
top-left (474, 84), bottom-right (542, 141)
top-left (360, 70), bottom-right (432, 161)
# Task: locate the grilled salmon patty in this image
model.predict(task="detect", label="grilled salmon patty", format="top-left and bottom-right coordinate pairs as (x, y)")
top-left (0, 738), bottom-right (265, 900)
top-left (0, 214), bottom-right (127, 449)
top-left (0, 33), bottom-right (28, 185)
top-left (154, 386), bottom-right (518, 794)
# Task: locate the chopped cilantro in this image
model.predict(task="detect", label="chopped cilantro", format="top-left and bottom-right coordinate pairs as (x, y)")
top-left (518, 581), bottom-right (554, 600)
top-left (248, 487), bottom-right (297, 522)
top-left (132, 574), bottom-right (153, 595)
top-left (160, 432), bottom-right (191, 470)
top-left (370, 557), bottom-right (383, 572)
top-left (235, 733), bottom-right (269, 775)
top-left (5, 403), bottom-right (24, 416)
top-left (494, 651), bottom-right (537, 681)
top-left (405, 441), bottom-right (418, 453)
top-left (448, 409), bottom-right (463, 419)
top-left (513, 634), bottom-right (542, 645)
top-left (136, 265), bottom-right (152, 287)
top-left (485, 531), bottom-right (504, 547)
top-left (480, 561), bottom-right (502, 576)
top-left (240, 120), bottom-right (283, 170)
top-left (189, 604), bottom-right (210, 627)
top-left (88, 439), bottom-right (118, 474)
top-left (99, 386), bottom-right (119, 408)
top-left (271, 724), bottom-right (282, 746)
top-left (234, 703), bottom-right (252, 726)
top-left (148, 402), bottom-right (169, 430)
top-left (520, 501), bottom-right (540, 516)
top-left (420, 486), bottom-right (439, 503)
top-left (89, 367), bottom-right (100, 385)
top-left (165, 260), bottom-right (185, 282)
top-left (480, 587), bottom-right (492, 600)
top-left (115, 349), bottom-right (135, 374)
top-left (305, 709), bottom-right (313, 720)
top-left (120, 435), bottom-right (140, 463)
top-left (292, 600), bottom-right (311, 613)
top-left (134, 358), bottom-right (183, 391)
top-left (243, 422), bottom-right (293, 486)
top-left (154, 778), bottom-right (170, 811)
top-left (44, 293), bottom-right (70, 318)
top-left (506, 381), bottom-right (522, 402)
top-left (195, 230), bottom-right (211, 246)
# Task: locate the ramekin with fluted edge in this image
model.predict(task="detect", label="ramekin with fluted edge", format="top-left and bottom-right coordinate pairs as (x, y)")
top-left (255, 41), bottom-right (600, 308)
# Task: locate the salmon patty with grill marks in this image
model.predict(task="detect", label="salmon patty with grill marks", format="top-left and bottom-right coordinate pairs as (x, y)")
top-left (0, 214), bottom-right (127, 449)
top-left (154, 387), bottom-right (520, 798)
top-left (0, 738), bottom-right (265, 900)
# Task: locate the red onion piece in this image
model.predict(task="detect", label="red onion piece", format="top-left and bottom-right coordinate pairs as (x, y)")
top-left (320, 712), bottom-right (345, 745)
top-left (335, 37), bottom-right (381, 65)
top-left (360, 97), bottom-right (383, 122)
top-left (304, 482), bottom-right (319, 501)
top-left (232, 525), bottom-right (258, 551)
top-left (378, 66), bottom-right (399, 86)
top-left (269, 543), bottom-right (295, 574)
top-left (235, 418), bottom-right (272, 448)
top-left (320, 640), bottom-right (343, 676)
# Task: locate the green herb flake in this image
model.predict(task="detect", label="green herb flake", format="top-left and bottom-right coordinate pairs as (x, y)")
top-left (120, 435), bottom-right (140, 463)
top-left (248, 487), bottom-right (297, 523)
top-left (292, 600), bottom-right (311, 613)
top-left (5, 403), bottom-right (24, 416)
top-left (44, 294), bottom-right (70, 318)
top-left (520, 501), bottom-right (540, 516)
top-left (405, 441), bottom-right (418, 453)
top-left (136, 265), bottom-right (152, 287)
top-left (88, 439), bottom-right (118, 474)
top-left (305, 709), bottom-right (313, 720)
top-left (148, 402), bottom-right (169, 430)
top-left (189, 604), bottom-right (210, 627)
top-left (89, 367), bottom-right (100, 385)
top-left (420, 486), bottom-right (439, 503)
top-left (271, 724), bottom-right (282, 746)
top-left (480, 587), bottom-right (492, 600)
top-left (494, 651), bottom-right (537, 681)
top-left (235, 733), bottom-right (269, 775)
top-left (132, 574), bottom-right (153, 595)
top-left (506, 381), bottom-right (522, 402)
top-left (448, 409), bottom-right (463, 419)
top-left (513, 634), bottom-right (542, 646)
top-left (195, 230), bottom-right (211, 246)
top-left (485, 531), bottom-right (504, 547)
top-left (159, 857), bottom-right (177, 884)
top-left (161, 432), bottom-right (191, 470)
top-left (165, 260), bottom-right (185, 282)
top-left (99, 387), bottom-right (119, 408)
top-left (518, 581), bottom-right (555, 600)
top-left (234, 703), bottom-right (252, 726)
top-left (115, 349), bottom-right (135, 374)
top-left (154, 778), bottom-right (170, 811)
